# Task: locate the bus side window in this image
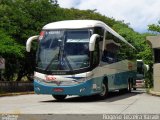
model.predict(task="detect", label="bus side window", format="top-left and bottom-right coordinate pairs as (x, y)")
top-left (102, 50), bottom-right (116, 64)
top-left (102, 31), bottom-right (120, 64)
top-left (137, 62), bottom-right (144, 74)
top-left (94, 27), bottom-right (104, 39)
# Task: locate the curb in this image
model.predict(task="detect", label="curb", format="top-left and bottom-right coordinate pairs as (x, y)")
top-left (149, 89), bottom-right (160, 97)
top-left (0, 91), bottom-right (34, 97)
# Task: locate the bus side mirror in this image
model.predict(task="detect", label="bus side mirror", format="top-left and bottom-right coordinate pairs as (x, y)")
top-left (26, 35), bottom-right (39, 52)
top-left (144, 64), bottom-right (149, 72)
top-left (89, 34), bottom-right (100, 51)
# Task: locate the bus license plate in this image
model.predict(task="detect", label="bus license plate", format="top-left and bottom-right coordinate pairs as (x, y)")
top-left (53, 88), bottom-right (64, 92)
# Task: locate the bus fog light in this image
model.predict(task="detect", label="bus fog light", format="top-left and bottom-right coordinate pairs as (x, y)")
top-left (80, 88), bottom-right (86, 92)
top-left (35, 87), bottom-right (40, 92)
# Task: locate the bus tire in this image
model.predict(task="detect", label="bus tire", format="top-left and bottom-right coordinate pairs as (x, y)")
top-left (98, 81), bottom-right (108, 99)
top-left (52, 95), bottom-right (67, 101)
top-left (119, 89), bottom-right (127, 94)
top-left (133, 87), bottom-right (136, 90)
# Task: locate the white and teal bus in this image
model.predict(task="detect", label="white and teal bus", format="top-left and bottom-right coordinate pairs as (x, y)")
top-left (26, 20), bottom-right (138, 100)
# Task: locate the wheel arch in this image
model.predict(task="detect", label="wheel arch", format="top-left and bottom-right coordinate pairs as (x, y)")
top-left (103, 76), bottom-right (108, 85)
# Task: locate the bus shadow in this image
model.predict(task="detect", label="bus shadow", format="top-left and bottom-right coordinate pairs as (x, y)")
top-left (41, 89), bottom-right (146, 103)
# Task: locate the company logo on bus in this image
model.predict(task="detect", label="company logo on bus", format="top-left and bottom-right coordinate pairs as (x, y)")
top-left (45, 75), bottom-right (56, 82)
top-left (39, 31), bottom-right (45, 40)
top-left (44, 75), bottom-right (61, 85)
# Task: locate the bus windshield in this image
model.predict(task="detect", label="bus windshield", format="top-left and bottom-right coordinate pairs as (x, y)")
top-left (36, 29), bottom-right (91, 71)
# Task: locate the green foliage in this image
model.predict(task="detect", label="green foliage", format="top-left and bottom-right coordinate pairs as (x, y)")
top-left (113, 23), bottom-right (153, 64)
top-left (148, 20), bottom-right (160, 33)
top-left (0, 0), bottom-right (58, 44)
top-left (0, 30), bottom-right (24, 57)
top-left (0, 30), bottom-right (24, 80)
top-left (0, 0), bottom-right (58, 81)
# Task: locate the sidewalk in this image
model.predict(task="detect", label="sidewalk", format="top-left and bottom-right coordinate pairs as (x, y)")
top-left (149, 89), bottom-right (160, 96)
top-left (0, 91), bottom-right (34, 97)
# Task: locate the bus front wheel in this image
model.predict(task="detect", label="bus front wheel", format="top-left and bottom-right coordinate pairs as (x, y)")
top-left (98, 82), bottom-right (108, 99)
top-left (52, 95), bottom-right (67, 101)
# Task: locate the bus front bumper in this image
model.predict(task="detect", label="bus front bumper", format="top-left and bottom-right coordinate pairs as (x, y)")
top-left (34, 79), bottom-right (100, 96)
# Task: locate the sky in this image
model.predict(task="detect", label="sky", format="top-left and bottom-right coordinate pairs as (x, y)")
top-left (57, 0), bottom-right (160, 33)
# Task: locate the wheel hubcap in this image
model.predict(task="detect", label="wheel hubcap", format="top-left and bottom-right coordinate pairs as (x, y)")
top-left (100, 84), bottom-right (106, 96)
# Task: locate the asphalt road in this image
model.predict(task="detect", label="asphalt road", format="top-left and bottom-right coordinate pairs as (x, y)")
top-left (0, 89), bottom-right (160, 120)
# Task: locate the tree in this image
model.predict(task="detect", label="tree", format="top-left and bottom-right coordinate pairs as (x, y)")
top-left (148, 20), bottom-right (160, 33)
top-left (0, 0), bottom-right (59, 81)
top-left (0, 30), bottom-right (24, 80)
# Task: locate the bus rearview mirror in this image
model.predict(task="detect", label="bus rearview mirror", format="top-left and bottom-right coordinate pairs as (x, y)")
top-left (26, 35), bottom-right (39, 52)
top-left (89, 34), bottom-right (100, 51)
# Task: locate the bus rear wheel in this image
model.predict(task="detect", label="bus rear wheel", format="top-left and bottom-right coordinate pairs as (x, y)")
top-left (52, 95), bottom-right (67, 101)
top-left (123, 79), bottom-right (132, 93)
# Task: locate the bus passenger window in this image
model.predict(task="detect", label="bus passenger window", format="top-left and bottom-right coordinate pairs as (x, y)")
top-left (101, 39), bottom-right (120, 64)
top-left (94, 27), bottom-right (104, 37)
top-left (102, 50), bottom-right (116, 64)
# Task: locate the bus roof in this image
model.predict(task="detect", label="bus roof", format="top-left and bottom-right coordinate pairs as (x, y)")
top-left (43, 20), bottom-right (135, 49)
top-left (43, 20), bottom-right (107, 30)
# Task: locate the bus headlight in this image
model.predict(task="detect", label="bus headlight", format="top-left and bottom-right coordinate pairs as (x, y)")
top-left (76, 78), bottom-right (87, 83)
top-left (76, 74), bottom-right (93, 83)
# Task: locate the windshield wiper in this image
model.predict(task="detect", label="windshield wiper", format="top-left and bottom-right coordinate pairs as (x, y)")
top-left (44, 39), bottom-right (62, 71)
top-left (63, 52), bottom-right (73, 71)
top-left (44, 54), bottom-right (57, 71)
top-left (58, 36), bottom-right (73, 71)
top-left (44, 38), bottom-right (73, 72)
